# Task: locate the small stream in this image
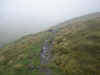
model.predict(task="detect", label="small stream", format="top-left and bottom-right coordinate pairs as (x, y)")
top-left (40, 30), bottom-right (56, 75)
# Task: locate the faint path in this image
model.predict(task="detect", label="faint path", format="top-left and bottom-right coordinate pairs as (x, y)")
top-left (40, 29), bottom-right (56, 75)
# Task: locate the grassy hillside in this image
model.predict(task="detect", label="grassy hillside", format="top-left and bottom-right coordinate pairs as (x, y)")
top-left (0, 12), bottom-right (100, 75)
top-left (51, 12), bottom-right (100, 75)
top-left (0, 31), bottom-right (52, 75)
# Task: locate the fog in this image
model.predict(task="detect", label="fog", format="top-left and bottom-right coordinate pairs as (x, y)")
top-left (0, 0), bottom-right (100, 47)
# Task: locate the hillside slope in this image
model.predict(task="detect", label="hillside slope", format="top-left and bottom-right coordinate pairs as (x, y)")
top-left (0, 12), bottom-right (100, 75)
top-left (0, 31), bottom-right (52, 75)
top-left (51, 12), bottom-right (100, 75)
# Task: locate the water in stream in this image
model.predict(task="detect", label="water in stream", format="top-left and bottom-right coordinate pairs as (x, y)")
top-left (40, 30), bottom-right (56, 75)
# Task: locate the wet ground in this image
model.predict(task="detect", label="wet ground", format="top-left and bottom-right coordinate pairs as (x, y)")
top-left (40, 30), bottom-right (56, 75)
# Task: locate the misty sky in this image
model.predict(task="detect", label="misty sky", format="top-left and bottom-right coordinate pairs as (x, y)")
top-left (0, 0), bottom-right (100, 47)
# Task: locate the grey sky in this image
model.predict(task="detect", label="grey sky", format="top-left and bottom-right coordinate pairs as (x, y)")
top-left (0, 0), bottom-right (100, 25)
top-left (0, 0), bottom-right (100, 47)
